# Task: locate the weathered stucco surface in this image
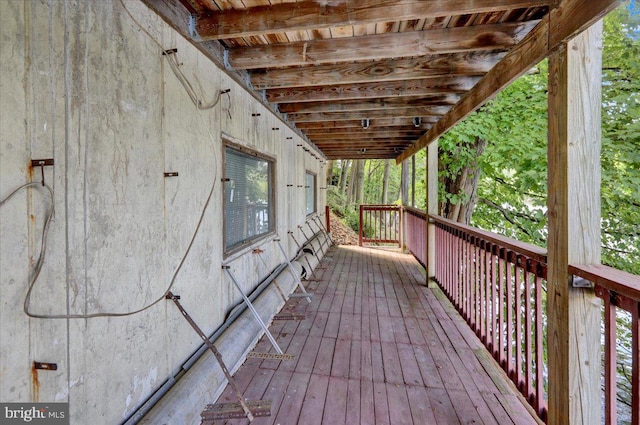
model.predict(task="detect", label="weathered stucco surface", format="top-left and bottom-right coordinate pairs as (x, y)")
top-left (0, 1), bottom-right (326, 423)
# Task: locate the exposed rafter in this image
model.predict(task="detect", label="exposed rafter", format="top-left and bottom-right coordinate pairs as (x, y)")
top-left (267, 77), bottom-right (481, 104)
top-left (195, 0), bottom-right (551, 40)
top-left (278, 95), bottom-right (461, 114)
top-left (294, 117), bottom-right (437, 130)
top-left (227, 21), bottom-right (538, 69)
top-left (287, 106), bottom-right (451, 123)
top-left (250, 51), bottom-right (506, 89)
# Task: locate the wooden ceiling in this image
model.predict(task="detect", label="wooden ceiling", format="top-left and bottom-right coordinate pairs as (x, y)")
top-left (139, 0), bottom-right (614, 161)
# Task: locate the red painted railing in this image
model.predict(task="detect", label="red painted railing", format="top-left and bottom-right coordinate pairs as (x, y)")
top-left (570, 264), bottom-right (640, 425)
top-left (358, 204), bottom-right (401, 247)
top-left (403, 207), bottom-right (426, 267)
top-left (325, 205), bottom-right (331, 234)
top-left (431, 214), bottom-right (549, 421)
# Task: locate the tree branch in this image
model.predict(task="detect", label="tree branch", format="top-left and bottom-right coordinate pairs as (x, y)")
top-left (490, 175), bottom-right (546, 200)
top-left (478, 198), bottom-right (536, 238)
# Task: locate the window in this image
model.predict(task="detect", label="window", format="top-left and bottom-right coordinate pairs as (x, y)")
top-left (305, 171), bottom-right (316, 215)
top-left (224, 145), bottom-right (275, 252)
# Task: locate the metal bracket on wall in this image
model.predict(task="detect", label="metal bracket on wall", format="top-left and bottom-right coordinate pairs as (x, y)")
top-left (31, 159), bottom-right (54, 186)
top-left (33, 362), bottom-right (57, 371)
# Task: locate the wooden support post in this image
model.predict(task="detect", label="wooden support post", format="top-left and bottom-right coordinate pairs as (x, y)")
top-left (426, 140), bottom-right (438, 286)
top-left (411, 155), bottom-right (416, 207)
top-left (325, 205), bottom-right (331, 234)
top-left (547, 20), bottom-right (603, 425)
top-left (400, 159), bottom-right (409, 252)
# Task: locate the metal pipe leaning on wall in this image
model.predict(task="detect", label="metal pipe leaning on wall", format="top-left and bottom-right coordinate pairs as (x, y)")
top-left (129, 232), bottom-right (329, 424)
top-left (121, 262), bottom-right (286, 424)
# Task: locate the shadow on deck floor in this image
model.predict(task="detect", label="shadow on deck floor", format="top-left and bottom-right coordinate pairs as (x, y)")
top-left (215, 245), bottom-right (539, 425)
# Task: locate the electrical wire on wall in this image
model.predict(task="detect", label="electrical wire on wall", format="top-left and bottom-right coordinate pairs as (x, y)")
top-left (0, 0), bottom-right (229, 319)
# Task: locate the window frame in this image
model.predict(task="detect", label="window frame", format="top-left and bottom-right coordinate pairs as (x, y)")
top-left (305, 170), bottom-right (317, 216)
top-left (222, 139), bottom-right (276, 256)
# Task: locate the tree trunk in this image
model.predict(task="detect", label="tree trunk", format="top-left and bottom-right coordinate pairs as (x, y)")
top-left (340, 160), bottom-right (350, 194)
top-left (439, 136), bottom-right (488, 224)
top-left (411, 155), bottom-right (416, 207)
top-left (326, 160), bottom-right (335, 186)
top-left (356, 160), bottom-right (365, 204)
top-left (401, 160), bottom-right (409, 206)
top-left (346, 160), bottom-right (358, 205)
top-left (381, 159), bottom-right (390, 204)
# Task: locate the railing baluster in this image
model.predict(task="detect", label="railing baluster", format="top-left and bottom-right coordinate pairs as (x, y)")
top-left (632, 302), bottom-right (639, 425)
top-left (498, 248), bottom-right (506, 367)
top-left (515, 258), bottom-right (523, 390)
top-left (459, 229), bottom-right (464, 315)
top-left (467, 234), bottom-right (473, 323)
top-left (491, 245), bottom-right (498, 358)
top-left (602, 287), bottom-right (617, 425)
top-left (535, 273), bottom-right (545, 417)
top-left (476, 240), bottom-right (481, 335)
top-left (506, 251), bottom-right (514, 377)
top-left (524, 265), bottom-right (533, 402)
top-left (485, 244), bottom-right (490, 348)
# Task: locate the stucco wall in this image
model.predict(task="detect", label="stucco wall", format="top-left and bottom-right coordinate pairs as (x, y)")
top-left (0, 1), bottom-right (326, 423)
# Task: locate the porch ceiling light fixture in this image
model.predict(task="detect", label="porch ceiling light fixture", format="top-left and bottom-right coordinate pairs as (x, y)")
top-left (413, 117), bottom-right (422, 128)
top-left (361, 118), bottom-right (370, 129)
top-left (360, 148), bottom-right (367, 153)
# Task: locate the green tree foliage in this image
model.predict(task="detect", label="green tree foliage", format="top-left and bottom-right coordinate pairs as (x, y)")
top-left (600, 5), bottom-right (640, 274)
top-left (434, 6), bottom-right (639, 275)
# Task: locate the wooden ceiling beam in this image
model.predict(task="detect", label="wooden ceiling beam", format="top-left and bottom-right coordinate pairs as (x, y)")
top-left (327, 154), bottom-right (398, 159)
top-left (295, 117), bottom-right (436, 130)
top-left (278, 95), bottom-right (461, 114)
top-left (321, 145), bottom-right (411, 150)
top-left (304, 128), bottom-right (424, 137)
top-left (195, 0), bottom-right (550, 40)
top-left (324, 149), bottom-right (405, 159)
top-left (288, 106), bottom-right (451, 123)
top-left (267, 77), bottom-right (481, 103)
top-left (395, 0), bottom-right (620, 163)
top-left (312, 134), bottom-right (419, 141)
top-left (316, 142), bottom-right (415, 149)
top-left (227, 21), bottom-right (538, 69)
top-left (250, 51), bottom-right (506, 89)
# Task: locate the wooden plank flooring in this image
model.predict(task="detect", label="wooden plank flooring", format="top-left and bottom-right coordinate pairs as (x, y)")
top-left (214, 246), bottom-right (540, 425)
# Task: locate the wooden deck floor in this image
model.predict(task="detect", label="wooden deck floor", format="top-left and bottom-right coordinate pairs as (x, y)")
top-left (215, 245), bottom-right (539, 425)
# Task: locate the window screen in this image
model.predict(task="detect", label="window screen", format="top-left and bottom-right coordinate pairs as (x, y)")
top-left (305, 172), bottom-right (316, 215)
top-left (224, 146), bottom-right (274, 252)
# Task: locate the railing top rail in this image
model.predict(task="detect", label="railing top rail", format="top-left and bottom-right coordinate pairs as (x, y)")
top-left (360, 204), bottom-right (401, 209)
top-left (569, 263), bottom-right (640, 303)
top-left (403, 206), bottom-right (427, 218)
top-left (429, 214), bottom-right (547, 263)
